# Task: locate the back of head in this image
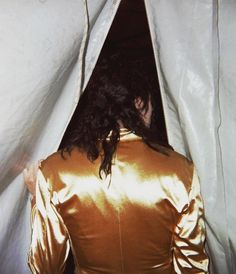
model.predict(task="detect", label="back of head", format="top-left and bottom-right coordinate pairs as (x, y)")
top-left (64, 56), bottom-right (168, 177)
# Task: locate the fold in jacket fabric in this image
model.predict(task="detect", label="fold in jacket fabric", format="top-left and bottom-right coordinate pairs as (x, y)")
top-left (28, 129), bottom-right (209, 274)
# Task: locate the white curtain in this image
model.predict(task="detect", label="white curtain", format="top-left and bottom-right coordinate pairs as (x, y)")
top-left (145, 1), bottom-right (236, 273)
top-left (0, 1), bottom-right (121, 273)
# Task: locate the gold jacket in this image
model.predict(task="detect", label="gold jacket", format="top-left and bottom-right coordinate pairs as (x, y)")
top-left (28, 129), bottom-right (209, 274)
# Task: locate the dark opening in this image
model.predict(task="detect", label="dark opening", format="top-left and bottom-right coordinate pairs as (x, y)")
top-left (62, 0), bottom-right (167, 272)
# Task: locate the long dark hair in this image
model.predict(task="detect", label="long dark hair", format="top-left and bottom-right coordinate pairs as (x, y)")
top-left (62, 58), bottom-right (169, 178)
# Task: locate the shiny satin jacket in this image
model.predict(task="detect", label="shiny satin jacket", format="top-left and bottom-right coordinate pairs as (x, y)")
top-left (28, 130), bottom-right (209, 274)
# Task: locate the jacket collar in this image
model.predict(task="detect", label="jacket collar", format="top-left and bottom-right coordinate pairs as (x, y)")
top-left (119, 128), bottom-right (141, 142)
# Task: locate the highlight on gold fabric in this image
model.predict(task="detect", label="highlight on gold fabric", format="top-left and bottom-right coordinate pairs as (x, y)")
top-left (28, 170), bottom-right (70, 274)
top-left (28, 130), bottom-right (209, 274)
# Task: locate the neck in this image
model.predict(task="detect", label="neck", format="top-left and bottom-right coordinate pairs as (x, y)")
top-left (117, 120), bottom-right (125, 128)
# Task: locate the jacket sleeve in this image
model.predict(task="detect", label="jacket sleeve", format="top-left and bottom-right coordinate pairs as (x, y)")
top-left (173, 167), bottom-right (209, 274)
top-left (28, 169), bottom-right (70, 274)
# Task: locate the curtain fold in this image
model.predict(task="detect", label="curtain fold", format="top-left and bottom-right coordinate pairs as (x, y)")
top-left (0, 1), bottom-right (121, 273)
top-left (218, 1), bottom-right (236, 272)
top-left (145, 1), bottom-right (235, 273)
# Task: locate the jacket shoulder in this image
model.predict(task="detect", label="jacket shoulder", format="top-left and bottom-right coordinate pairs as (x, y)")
top-left (144, 144), bottom-right (194, 193)
top-left (39, 147), bottom-right (93, 179)
top-left (166, 149), bottom-right (194, 193)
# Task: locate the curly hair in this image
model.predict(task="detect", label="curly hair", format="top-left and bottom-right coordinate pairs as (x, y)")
top-left (63, 58), bottom-right (169, 178)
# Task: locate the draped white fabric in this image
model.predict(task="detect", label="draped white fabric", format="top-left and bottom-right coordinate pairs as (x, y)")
top-left (1, 1), bottom-right (235, 274)
top-left (0, 1), bottom-right (121, 273)
top-left (145, 1), bottom-right (236, 273)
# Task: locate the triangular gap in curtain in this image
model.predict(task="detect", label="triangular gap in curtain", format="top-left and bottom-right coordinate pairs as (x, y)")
top-left (60, 0), bottom-right (167, 152)
top-left (61, 0), bottom-right (167, 272)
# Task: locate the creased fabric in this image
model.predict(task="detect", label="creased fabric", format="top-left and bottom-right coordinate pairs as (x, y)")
top-left (28, 170), bottom-right (70, 274)
top-left (28, 130), bottom-right (208, 273)
top-left (173, 169), bottom-right (208, 273)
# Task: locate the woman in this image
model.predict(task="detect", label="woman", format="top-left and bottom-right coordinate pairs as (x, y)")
top-left (24, 70), bottom-right (209, 273)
